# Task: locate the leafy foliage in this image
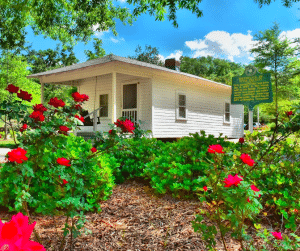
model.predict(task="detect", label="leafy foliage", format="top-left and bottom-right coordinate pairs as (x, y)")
top-left (179, 55), bottom-right (245, 85)
top-left (250, 22), bottom-right (300, 125)
top-left (128, 44), bottom-right (164, 66)
top-left (84, 38), bottom-right (106, 60)
top-left (0, 0), bottom-right (203, 49)
top-left (0, 52), bottom-right (41, 104)
top-left (142, 131), bottom-right (235, 198)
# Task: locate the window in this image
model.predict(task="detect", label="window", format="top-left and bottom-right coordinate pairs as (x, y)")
top-left (99, 94), bottom-right (108, 117)
top-left (123, 84), bottom-right (137, 109)
top-left (176, 92), bottom-right (187, 120)
top-left (224, 102), bottom-right (231, 123)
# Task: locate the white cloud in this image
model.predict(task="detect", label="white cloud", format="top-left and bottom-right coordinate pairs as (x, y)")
top-left (91, 24), bottom-right (110, 38)
top-left (158, 54), bottom-right (165, 62)
top-left (279, 29), bottom-right (300, 40)
top-left (279, 29), bottom-right (300, 48)
top-left (166, 50), bottom-right (183, 61)
top-left (109, 37), bottom-right (125, 43)
top-left (185, 30), bottom-right (258, 63)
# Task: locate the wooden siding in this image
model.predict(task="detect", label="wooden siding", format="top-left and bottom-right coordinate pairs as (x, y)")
top-left (151, 77), bottom-right (243, 139)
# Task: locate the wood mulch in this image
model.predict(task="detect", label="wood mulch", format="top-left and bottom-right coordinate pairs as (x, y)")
top-left (0, 178), bottom-right (242, 251)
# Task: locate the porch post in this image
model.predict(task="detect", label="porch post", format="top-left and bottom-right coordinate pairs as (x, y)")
top-left (112, 72), bottom-right (117, 123)
top-left (41, 82), bottom-right (44, 104)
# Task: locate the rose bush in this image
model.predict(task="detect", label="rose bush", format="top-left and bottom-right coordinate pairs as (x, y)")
top-left (142, 131), bottom-right (236, 199)
top-left (0, 87), bottom-right (116, 250)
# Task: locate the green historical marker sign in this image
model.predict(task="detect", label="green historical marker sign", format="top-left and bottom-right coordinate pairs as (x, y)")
top-left (231, 66), bottom-right (273, 111)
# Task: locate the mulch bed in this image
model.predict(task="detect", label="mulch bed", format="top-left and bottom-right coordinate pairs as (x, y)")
top-left (0, 178), bottom-right (242, 250)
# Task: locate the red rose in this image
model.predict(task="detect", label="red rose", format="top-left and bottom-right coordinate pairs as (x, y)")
top-left (203, 186), bottom-right (208, 192)
top-left (56, 158), bottom-right (71, 167)
top-left (48, 97), bottom-right (65, 108)
top-left (6, 84), bottom-right (19, 93)
top-left (239, 138), bottom-right (245, 144)
top-left (72, 92), bottom-right (82, 102)
top-left (81, 94), bottom-right (89, 101)
top-left (59, 126), bottom-right (70, 132)
top-left (17, 90), bottom-right (32, 102)
top-left (62, 179), bottom-right (68, 185)
top-left (91, 147), bottom-right (97, 153)
top-left (20, 124), bottom-right (28, 132)
top-left (240, 153), bottom-right (255, 166)
top-left (294, 209), bottom-right (298, 213)
top-left (29, 111), bottom-right (45, 122)
top-left (33, 104), bottom-right (47, 113)
top-left (114, 119), bottom-right (135, 133)
top-left (0, 213), bottom-right (46, 250)
top-left (7, 148), bottom-right (28, 164)
top-left (108, 129), bottom-right (113, 134)
top-left (271, 232), bottom-right (282, 240)
top-left (207, 144), bottom-right (224, 154)
top-left (250, 184), bottom-right (260, 192)
top-left (247, 198), bottom-right (251, 203)
top-left (223, 174), bottom-right (243, 188)
top-left (75, 115), bottom-right (85, 123)
top-left (286, 111), bottom-right (293, 117)
top-left (72, 92), bottom-right (89, 102)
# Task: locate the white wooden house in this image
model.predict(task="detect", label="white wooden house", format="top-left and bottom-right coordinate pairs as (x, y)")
top-left (27, 54), bottom-right (244, 139)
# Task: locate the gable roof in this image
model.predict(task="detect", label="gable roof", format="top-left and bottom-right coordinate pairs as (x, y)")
top-left (27, 54), bottom-right (231, 89)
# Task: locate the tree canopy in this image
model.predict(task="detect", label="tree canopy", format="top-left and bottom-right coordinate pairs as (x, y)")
top-left (23, 45), bottom-right (79, 102)
top-left (255, 0), bottom-right (300, 8)
top-left (24, 45), bottom-right (79, 74)
top-left (250, 22), bottom-right (300, 125)
top-left (179, 56), bottom-right (245, 85)
top-left (0, 0), bottom-right (203, 50)
top-left (84, 38), bottom-right (106, 61)
top-left (0, 52), bottom-right (40, 104)
top-left (128, 45), bottom-right (164, 66)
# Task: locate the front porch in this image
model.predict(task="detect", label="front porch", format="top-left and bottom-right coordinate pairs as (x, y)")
top-left (40, 71), bottom-right (152, 134)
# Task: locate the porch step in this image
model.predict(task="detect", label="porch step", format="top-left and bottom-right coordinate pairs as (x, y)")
top-left (76, 131), bottom-right (96, 141)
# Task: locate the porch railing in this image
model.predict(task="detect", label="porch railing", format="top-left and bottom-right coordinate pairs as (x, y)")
top-left (83, 107), bottom-right (102, 132)
top-left (122, 109), bottom-right (137, 124)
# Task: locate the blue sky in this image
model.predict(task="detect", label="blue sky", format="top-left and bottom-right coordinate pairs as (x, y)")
top-left (26, 0), bottom-right (300, 66)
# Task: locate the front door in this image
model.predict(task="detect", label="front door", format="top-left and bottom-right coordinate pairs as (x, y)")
top-left (122, 83), bottom-right (137, 124)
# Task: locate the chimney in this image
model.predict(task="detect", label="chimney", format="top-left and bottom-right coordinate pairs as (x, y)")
top-left (165, 58), bottom-right (180, 71)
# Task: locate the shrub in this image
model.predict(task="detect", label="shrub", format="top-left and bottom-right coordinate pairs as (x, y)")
top-left (142, 131), bottom-right (236, 198)
top-left (0, 86), bottom-right (117, 249)
top-left (0, 134), bottom-right (115, 215)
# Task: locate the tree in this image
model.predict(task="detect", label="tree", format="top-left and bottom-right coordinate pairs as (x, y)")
top-left (179, 56), bottom-right (244, 85)
top-left (0, 52), bottom-right (40, 104)
top-left (128, 45), bottom-right (164, 66)
top-left (84, 38), bottom-right (106, 60)
top-left (250, 22), bottom-right (300, 127)
top-left (23, 45), bottom-right (79, 103)
top-left (25, 45), bottom-right (79, 74)
top-left (255, 0), bottom-right (300, 8)
top-left (0, 0), bottom-right (203, 50)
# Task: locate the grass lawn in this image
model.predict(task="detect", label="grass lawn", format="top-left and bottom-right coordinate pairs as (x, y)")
top-left (0, 138), bottom-right (18, 148)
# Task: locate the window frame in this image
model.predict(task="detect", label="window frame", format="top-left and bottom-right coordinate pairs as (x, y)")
top-left (176, 91), bottom-right (187, 120)
top-left (224, 101), bottom-right (231, 124)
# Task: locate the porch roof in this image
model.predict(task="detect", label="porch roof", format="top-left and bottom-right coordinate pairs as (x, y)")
top-left (27, 54), bottom-right (231, 89)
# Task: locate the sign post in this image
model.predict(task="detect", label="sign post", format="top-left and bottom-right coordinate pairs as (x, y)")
top-left (231, 66), bottom-right (273, 133)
